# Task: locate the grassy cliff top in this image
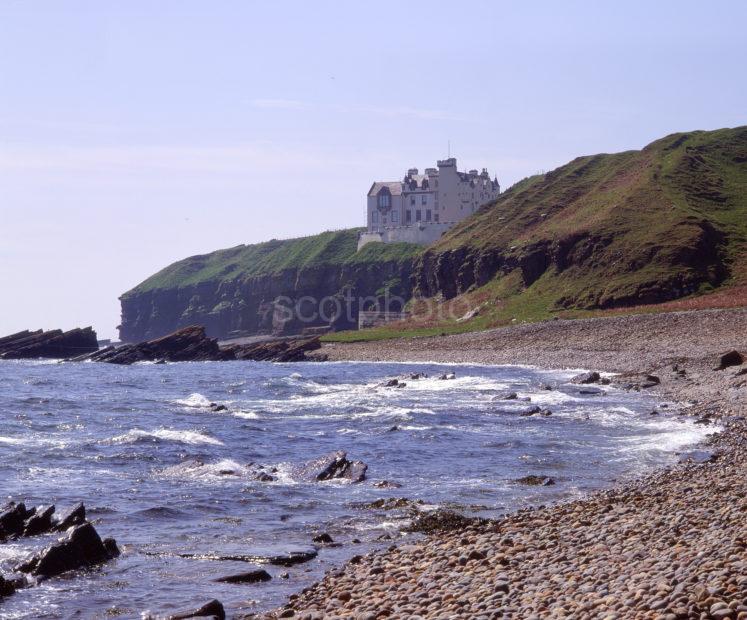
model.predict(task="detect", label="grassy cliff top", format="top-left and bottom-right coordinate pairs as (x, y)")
top-left (123, 228), bottom-right (421, 297)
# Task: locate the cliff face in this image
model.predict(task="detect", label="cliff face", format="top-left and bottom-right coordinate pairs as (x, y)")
top-left (413, 126), bottom-right (747, 311)
top-left (119, 230), bottom-right (419, 342)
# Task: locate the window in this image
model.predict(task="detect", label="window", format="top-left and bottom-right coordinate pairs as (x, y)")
top-left (391, 211), bottom-right (399, 223)
top-left (372, 211), bottom-right (379, 223)
top-left (410, 196), bottom-right (415, 206)
top-left (426, 209), bottom-right (432, 221)
top-left (421, 195), bottom-right (427, 205)
top-left (377, 192), bottom-right (391, 208)
top-left (434, 180), bottom-right (438, 188)
top-left (406, 210), bottom-right (412, 223)
top-left (434, 213), bottom-right (439, 223)
top-left (416, 210), bottom-right (422, 221)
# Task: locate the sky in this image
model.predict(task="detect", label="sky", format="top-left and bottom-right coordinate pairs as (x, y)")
top-left (1, 1), bottom-right (746, 339)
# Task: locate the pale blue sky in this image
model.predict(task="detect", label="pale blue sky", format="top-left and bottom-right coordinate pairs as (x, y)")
top-left (1, 1), bottom-right (745, 339)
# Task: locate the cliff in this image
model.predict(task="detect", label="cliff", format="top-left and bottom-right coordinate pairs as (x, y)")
top-left (413, 126), bottom-right (747, 314)
top-left (119, 229), bottom-right (420, 342)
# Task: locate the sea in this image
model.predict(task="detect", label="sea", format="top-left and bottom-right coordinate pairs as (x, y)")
top-left (0, 359), bottom-right (714, 619)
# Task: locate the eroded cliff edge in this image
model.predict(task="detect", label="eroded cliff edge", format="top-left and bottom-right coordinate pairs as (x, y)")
top-left (119, 230), bottom-right (420, 342)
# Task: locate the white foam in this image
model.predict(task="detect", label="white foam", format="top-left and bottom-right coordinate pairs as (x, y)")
top-left (160, 458), bottom-right (249, 479)
top-left (175, 393), bottom-right (212, 408)
top-left (233, 410), bottom-right (261, 420)
top-left (110, 428), bottom-right (224, 446)
top-left (0, 436), bottom-right (26, 445)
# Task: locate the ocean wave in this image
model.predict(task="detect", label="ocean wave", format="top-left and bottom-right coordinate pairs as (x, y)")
top-left (174, 393), bottom-right (213, 408)
top-left (110, 428), bottom-right (224, 446)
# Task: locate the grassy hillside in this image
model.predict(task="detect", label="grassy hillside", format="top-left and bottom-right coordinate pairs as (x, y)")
top-left (326, 126), bottom-right (747, 342)
top-left (124, 228), bottom-right (421, 297)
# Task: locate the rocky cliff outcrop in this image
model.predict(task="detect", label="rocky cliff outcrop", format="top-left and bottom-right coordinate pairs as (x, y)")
top-left (119, 231), bottom-right (419, 342)
top-left (0, 328), bottom-right (98, 359)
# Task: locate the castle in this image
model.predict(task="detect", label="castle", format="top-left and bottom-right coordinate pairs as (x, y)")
top-left (358, 157), bottom-right (500, 250)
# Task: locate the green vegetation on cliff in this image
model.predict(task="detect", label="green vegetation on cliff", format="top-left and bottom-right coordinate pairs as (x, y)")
top-left (124, 229), bottom-right (421, 297)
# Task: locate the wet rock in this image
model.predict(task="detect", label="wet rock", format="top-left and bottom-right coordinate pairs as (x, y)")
top-left (678, 449), bottom-right (719, 464)
top-left (168, 599), bottom-right (226, 620)
top-left (0, 575), bottom-right (15, 598)
top-left (209, 403), bottom-right (227, 412)
top-left (254, 472), bottom-right (276, 482)
top-left (716, 350), bottom-right (744, 370)
top-left (579, 388), bottom-right (605, 395)
top-left (497, 392), bottom-right (519, 400)
top-left (438, 372), bottom-right (456, 380)
top-left (214, 569), bottom-right (271, 584)
top-left (312, 533), bottom-right (334, 544)
top-left (0, 502), bottom-right (34, 537)
top-left (373, 480), bottom-right (402, 489)
top-left (23, 505), bottom-right (56, 537)
top-left (519, 406), bottom-right (542, 417)
top-left (571, 371), bottom-right (601, 385)
top-left (295, 451), bottom-right (367, 483)
top-left (54, 502), bottom-right (86, 531)
top-left (381, 378), bottom-right (400, 387)
top-left (515, 475), bottom-right (556, 486)
top-left (404, 510), bottom-right (488, 533)
top-left (18, 522), bottom-right (120, 578)
top-left (409, 373), bottom-right (427, 380)
top-left (357, 497), bottom-right (423, 511)
top-left (386, 425), bottom-right (400, 432)
top-left (267, 549), bottom-right (318, 566)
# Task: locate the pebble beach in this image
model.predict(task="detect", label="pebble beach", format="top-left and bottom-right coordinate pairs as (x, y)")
top-left (261, 307), bottom-right (747, 619)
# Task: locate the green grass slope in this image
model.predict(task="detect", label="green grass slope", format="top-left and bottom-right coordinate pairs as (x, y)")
top-left (124, 228), bottom-right (422, 297)
top-left (434, 126), bottom-right (747, 307)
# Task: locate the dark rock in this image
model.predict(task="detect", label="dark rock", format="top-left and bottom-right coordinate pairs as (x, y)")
top-left (226, 336), bottom-right (322, 363)
top-left (678, 449), bottom-right (719, 464)
top-left (694, 416), bottom-right (712, 425)
top-left (515, 475), bottom-right (555, 486)
top-left (254, 472), bottom-right (276, 482)
top-left (0, 575), bottom-right (15, 598)
top-left (715, 350), bottom-right (744, 370)
top-left (18, 522), bottom-right (120, 578)
top-left (54, 502), bottom-right (86, 531)
top-left (294, 451), bottom-right (367, 483)
top-left (214, 569), bottom-right (271, 584)
top-left (0, 502), bottom-right (34, 537)
top-left (438, 372), bottom-right (456, 380)
top-left (579, 388), bottom-right (605, 395)
top-left (209, 403), bottom-right (227, 412)
top-left (382, 378), bottom-right (400, 387)
top-left (169, 599), bottom-right (226, 620)
top-left (80, 326), bottom-right (230, 365)
top-left (386, 425), bottom-right (400, 432)
top-left (357, 497), bottom-right (424, 511)
top-left (23, 505), bottom-right (56, 537)
top-left (405, 510), bottom-right (488, 533)
top-left (540, 384), bottom-right (553, 390)
top-left (571, 371), bottom-right (601, 385)
top-left (312, 533), bottom-right (334, 544)
top-left (396, 382), bottom-right (407, 388)
top-left (497, 392), bottom-right (519, 400)
top-left (0, 327), bottom-right (98, 360)
top-left (267, 549), bottom-right (318, 566)
top-left (373, 480), bottom-right (402, 489)
top-left (519, 406), bottom-right (542, 417)
top-left (409, 373), bottom-right (427, 380)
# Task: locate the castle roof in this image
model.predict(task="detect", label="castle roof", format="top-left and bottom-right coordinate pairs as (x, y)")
top-left (368, 182), bottom-right (403, 197)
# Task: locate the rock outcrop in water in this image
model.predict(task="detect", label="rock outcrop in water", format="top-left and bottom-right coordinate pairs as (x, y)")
top-left (0, 328), bottom-right (98, 359)
top-left (18, 522), bottom-right (120, 579)
top-left (0, 501), bottom-right (119, 603)
top-left (73, 326), bottom-right (323, 364)
top-left (294, 450), bottom-right (368, 483)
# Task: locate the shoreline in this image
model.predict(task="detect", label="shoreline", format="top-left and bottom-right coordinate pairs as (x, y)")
top-left (261, 307), bottom-right (747, 619)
